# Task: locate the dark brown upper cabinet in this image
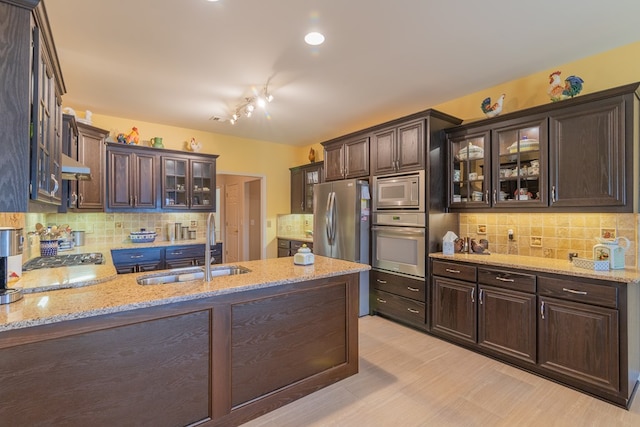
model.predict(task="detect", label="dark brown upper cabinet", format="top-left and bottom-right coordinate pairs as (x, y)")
top-left (161, 153), bottom-right (217, 211)
top-left (371, 119), bottom-right (425, 175)
top-left (548, 95), bottom-right (628, 209)
top-left (0, 1), bottom-right (66, 212)
top-left (107, 143), bottom-right (158, 211)
top-left (290, 161), bottom-right (323, 214)
top-left (446, 82), bottom-right (640, 212)
top-left (323, 135), bottom-right (369, 181)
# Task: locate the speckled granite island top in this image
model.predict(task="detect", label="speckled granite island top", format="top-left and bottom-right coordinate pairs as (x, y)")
top-left (430, 252), bottom-right (640, 284)
top-left (1, 256), bottom-right (369, 332)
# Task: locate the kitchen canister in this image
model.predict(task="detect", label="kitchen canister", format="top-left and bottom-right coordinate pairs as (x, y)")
top-left (40, 240), bottom-right (58, 257)
top-left (73, 230), bottom-right (85, 246)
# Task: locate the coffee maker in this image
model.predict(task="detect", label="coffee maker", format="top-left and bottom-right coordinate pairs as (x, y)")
top-left (0, 227), bottom-right (24, 305)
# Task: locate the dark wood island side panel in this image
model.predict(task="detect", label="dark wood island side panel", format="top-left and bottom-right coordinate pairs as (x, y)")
top-left (0, 273), bottom-right (360, 427)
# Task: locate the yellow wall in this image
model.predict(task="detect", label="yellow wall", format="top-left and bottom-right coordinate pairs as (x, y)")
top-left (431, 41), bottom-right (640, 122)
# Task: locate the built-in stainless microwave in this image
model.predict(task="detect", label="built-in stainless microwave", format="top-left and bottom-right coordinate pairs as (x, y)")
top-left (372, 170), bottom-right (424, 211)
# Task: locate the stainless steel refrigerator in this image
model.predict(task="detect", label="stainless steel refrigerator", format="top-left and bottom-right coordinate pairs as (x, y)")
top-left (313, 179), bottom-right (370, 316)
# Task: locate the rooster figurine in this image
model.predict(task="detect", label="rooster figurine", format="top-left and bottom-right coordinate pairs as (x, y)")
top-left (481, 93), bottom-right (505, 118)
top-left (548, 71), bottom-right (584, 102)
top-left (125, 126), bottom-right (140, 144)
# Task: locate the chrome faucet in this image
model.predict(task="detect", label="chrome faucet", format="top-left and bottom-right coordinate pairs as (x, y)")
top-left (204, 212), bottom-right (217, 282)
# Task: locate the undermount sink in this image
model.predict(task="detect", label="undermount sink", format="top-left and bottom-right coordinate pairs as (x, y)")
top-left (137, 265), bottom-right (251, 285)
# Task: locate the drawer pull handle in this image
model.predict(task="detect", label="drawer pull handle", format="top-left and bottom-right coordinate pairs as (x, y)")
top-left (407, 286), bottom-right (419, 292)
top-left (376, 279), bottom-right (387, 284)
top-left (407, 308), bottom-right (420, 314)
top-left (376, 298), bottom-right (387, 303)
top-left (170, 251), bottom-right (183, 255)
top-left (496, 277), bottom-right (515, 282)
top-left (445, 268), bottom-right (461, 274)
top-left (562, 287), bottom-right (587, 295)
top-left (130, 255), bottom-right (144, 259)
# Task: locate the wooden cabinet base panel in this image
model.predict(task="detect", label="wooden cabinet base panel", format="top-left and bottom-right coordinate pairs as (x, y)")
top-left (0, 274), bottom-right (359, 426)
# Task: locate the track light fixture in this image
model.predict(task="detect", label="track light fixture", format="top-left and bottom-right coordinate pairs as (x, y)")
top-left (229, 83), bottom-right (274, 125)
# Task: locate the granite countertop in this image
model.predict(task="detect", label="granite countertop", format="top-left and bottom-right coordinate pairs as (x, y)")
top-left (17, 240), bottom-right (220, 294)
top-left (1, 255), bottom-right (370, 332)
top-left (430, 252), bottom-right (640, 284)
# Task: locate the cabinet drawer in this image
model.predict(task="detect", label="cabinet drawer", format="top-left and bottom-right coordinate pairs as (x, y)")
top-left (432, 260), bottom-right (476, 282)
top-left (371, 290), bottom-right (426, 329)
top-left (111, 248), bottom-right (163, 265)
top-left (371, 270), bottom-right (425, 302)
top-left (291, 240), bottom-right (312, 251)
top-left (165, 244), bottom-right (204, 260)
top-left (277, 239), bottom-right (290, 249)
top-left (478, 268), bottom-right (536, 293)
top-left (538, 276), bottom-right (618, 309)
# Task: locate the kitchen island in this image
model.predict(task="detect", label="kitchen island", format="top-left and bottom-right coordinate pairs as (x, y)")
top-left (0, 255), bottom-right (369, 426)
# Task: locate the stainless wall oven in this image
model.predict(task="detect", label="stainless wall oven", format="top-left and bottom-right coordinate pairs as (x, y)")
top-left (371, 212), bottom-right (426, 278)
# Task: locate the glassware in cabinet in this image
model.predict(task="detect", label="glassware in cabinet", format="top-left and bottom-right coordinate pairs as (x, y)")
top-left (450, 132), bottom-right (489, 206)
top-left (493, 118), bottom-right (547, 206)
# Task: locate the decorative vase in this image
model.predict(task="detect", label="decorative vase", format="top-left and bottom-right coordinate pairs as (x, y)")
top-left (308, 148), bottom-right (316, 163)
top-left (40, 240), bottom-right (58, 257)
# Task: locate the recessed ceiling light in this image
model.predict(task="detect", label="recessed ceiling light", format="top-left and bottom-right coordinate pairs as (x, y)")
top-left (304, 32), bottom-right (325, 46)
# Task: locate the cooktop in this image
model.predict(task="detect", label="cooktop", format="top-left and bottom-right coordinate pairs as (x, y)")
top-left (23, 253), bottom-right (104, 271)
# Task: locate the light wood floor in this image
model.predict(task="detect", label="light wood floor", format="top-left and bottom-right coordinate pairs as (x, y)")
top-left (243, 315), bottom-right (640, 426)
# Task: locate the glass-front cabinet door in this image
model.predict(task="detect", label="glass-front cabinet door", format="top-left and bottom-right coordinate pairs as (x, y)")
top-left (492, 117), bottom-right (547, 207)
top-left (304, 166), bottom-right (321, 212)
top-left (162, 157), bottom-right (188, 208)
top-left (190, 160), bottom-right (215, 210)
top-left (449, 130), bottom-right (490, 207)
top-left (162, 156), bottom-right (216, 210)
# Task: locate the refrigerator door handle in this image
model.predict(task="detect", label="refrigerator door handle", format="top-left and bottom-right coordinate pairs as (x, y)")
top-left (330, 191), bottom-right (337, 244)
top-left (325, 191), bottom-right (335, 245)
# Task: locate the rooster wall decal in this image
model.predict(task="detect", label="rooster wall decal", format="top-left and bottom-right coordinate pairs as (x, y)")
top-left (548, 71), bottom-right (584, 102)
top-left (481, 93), bottom-right (505, 118)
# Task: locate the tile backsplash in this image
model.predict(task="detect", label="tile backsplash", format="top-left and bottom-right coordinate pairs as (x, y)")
top-left (459, 213), bottom-right (638, 267)
top-left (277, 214), bottom-right (313, 237)
top-left (23, 212), bottom-right (212, 246)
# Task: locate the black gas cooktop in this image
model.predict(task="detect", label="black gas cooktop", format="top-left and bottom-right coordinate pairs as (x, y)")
top-left (22, 253), bottom-right (104, 271)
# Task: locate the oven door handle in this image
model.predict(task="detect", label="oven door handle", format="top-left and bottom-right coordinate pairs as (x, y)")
top-left (371, 226), bottom-right (425, 236)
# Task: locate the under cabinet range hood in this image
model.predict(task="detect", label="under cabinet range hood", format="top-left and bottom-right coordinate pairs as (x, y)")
top-left (61, 154), bottom-right (92, 181)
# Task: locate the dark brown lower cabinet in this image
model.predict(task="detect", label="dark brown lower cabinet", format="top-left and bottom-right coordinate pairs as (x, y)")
top-left (0, 273), bottom-right (359, 426)
top-left (431, 276), bottom-right (477, 344)
top-left (428, 258), bottom-right (640, 408)
top-left (478, 285), bottom-right (536, 365)
top-left (538, 295), bottom-right (619, 392)
top-left (370, 269), bottom-right (427, 329)
top-left (371, 289), bottom-right (426, 330)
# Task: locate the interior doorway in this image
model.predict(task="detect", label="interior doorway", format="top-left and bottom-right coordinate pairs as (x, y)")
top-left (216, 173), bottom-right (264, 262)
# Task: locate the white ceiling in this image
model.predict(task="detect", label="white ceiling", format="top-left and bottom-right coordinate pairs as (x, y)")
top-left (45, 0), bottom-right (640, 147)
